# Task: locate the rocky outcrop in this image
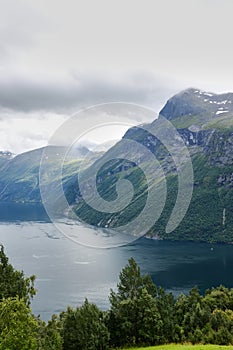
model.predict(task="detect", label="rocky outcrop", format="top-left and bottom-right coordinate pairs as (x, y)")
top-left (218, 173), bottom-right (233, 187)
top-left (203, 131), bottom-right (233, 166)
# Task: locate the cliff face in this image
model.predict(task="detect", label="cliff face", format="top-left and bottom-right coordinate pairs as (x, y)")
top-left (122, 124), bottom-right (233, 172)
top-left (159, 88), bottom-right (233, 168)
top-left (203, 131), bottom-right (233, 166)
top-left (176, 129), bottom-right (233, 166)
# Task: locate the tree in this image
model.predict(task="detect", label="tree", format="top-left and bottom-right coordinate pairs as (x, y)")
top-left (112, 257), bottom-right (156, 301)
top-left (0, 244), bottom-right (36, 304)
top-left (209, 309), bottom-right (233, 345)
top-left (37, 315), bottom-right (63, 350)
top-left (61, 299), bottom-right (109, 350)
top-left (204, 285), bottom-right (231, 311)
top-left (155, 286), bottom-right (176, 343)
top-left (0, 297), bottom-right (38, 350)
top-left (108, 257), bottom-right (162, 347)
top-left (136, 288), bottom-right (163, 345)
top-left (174, 286), bottom-right (211, 343)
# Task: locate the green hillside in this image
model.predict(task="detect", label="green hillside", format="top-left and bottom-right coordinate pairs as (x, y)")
top-left (72, 88), bottom-right (233, 243)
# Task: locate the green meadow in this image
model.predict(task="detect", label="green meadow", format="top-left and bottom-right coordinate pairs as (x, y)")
top-left (127, 345), bottom-right (233, 350)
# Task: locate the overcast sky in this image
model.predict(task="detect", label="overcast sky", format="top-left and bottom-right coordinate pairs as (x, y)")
top-left (1, 0), bottom-right (233, 154)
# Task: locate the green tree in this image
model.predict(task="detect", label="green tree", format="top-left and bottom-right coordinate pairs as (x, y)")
top-left (174, 286), bottom-right (211, 343)
top-left (0, 297), bottom-right (38, 350)
top-left (137, 288), bottom-right (163, 345)
top-left (155, 286), bottom-right (176, 343)
top-left (108, 257), bottom-right (163, 347)
top-left (37, 314), bottom-right (63, 350)
top-left (0, 244), bottom-right (36, 304)
top-left (204, 285), bottom-right (232, 311)
top-left (61, 299), bottom-right (109, 350)
top-left (210, 309), bottom-right (233, 345)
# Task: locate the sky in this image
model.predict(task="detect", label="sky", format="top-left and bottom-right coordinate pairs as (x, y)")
top-left (1, 0), bottom-right (233, 154)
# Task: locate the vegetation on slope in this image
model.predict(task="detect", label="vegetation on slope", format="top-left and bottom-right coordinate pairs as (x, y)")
top-left (73, 150), bottom-right (233, 243)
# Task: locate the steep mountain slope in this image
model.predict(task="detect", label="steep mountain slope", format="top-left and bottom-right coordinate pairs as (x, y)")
top-left (72, 88), bottom-right (233, 243)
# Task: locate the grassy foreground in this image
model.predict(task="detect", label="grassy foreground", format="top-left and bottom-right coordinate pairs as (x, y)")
top-left (127, 345), bottom-right (233, 350)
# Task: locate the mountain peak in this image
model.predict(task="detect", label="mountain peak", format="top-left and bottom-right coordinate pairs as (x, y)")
top-left (178, 87), bottom-right (215, 97)
top-left (159, 88), bottom-right (233, 129)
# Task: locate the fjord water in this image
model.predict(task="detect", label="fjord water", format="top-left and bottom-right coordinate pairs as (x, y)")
top-left (0, 203), bottom-right (233, 321)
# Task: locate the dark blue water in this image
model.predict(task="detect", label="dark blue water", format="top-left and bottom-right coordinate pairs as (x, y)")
top-left (0, 202), bottom-right (50, 222)
top-left (0, 203), bottom-right (233, 320)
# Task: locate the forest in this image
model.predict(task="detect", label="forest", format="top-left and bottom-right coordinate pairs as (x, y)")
top-left (1, 244), bottom-right (233, 349)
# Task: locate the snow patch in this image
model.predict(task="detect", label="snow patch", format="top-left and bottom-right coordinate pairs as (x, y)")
top-left (216, 110), bottom-right (228, 115)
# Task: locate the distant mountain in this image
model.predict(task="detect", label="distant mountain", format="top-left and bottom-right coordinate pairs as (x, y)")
top-left (72, 88), bottom-right (233, 244)
top-left (75, 140), bottom-right (119, 152)
top-left (92, 140), bottom-right (119, 152)
top-left (0, 145), bottom-right (102, 203)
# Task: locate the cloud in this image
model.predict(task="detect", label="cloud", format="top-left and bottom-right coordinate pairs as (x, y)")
top-left (1, 0), bottom-right (233, 92)
top-left (0, 0), bottom-right (46, 61)
top-left (3, 0), bottom-right (232, 154)
top-left (0, 71), bottom-right (181, 154)
top-left (0, 71), bottom-right (180, 113)
top-left (0, 110), bottom-right (67, 154)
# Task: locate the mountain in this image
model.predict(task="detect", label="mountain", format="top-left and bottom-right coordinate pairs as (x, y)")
top-left (0, 146), bottom-right (102, 203)
top-left (2, 88), bottom-right (233, 244)
top-left (72, 88), bottom-right (233, 244)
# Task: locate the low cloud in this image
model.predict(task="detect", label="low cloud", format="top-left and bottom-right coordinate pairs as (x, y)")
top-left (0, 71), bottom-right (179, 113)
top-left (0, 110), bottom-right (66, 154)
top-left (0, 70), bottom-right (182, 154)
